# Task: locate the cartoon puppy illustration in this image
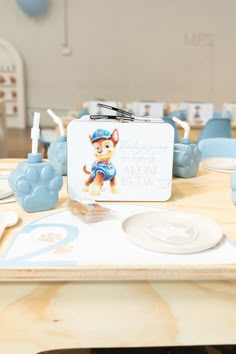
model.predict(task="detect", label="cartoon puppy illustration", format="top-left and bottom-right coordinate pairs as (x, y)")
top-left (83, 128), bottom-right (119, 196)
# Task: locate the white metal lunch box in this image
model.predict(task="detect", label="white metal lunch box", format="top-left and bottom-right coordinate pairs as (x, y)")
top-left (67, 118), bottom-right (174, 202)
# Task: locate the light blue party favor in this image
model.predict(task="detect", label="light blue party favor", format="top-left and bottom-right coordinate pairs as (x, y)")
top-left (8, 113), bottom-right (63, 212)
top-left (172, 117), bottom-right (201, 178)
top-left (47, 109), bottom-right (67, 176)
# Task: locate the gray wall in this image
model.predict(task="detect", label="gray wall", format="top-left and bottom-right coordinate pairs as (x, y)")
top-left (0, 0), bottom-right (236, 126)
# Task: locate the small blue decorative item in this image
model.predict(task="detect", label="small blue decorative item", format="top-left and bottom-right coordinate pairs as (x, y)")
top-left (231, 171), bottom-right (236, 204)
top-left (172, 117), bottom-right (201, 178)
top-left (8, 112), bottom-right (63, 213)
top-left (47, 109), bottom-right (67, 176)
top-left (48, 136), bottom-right (67, 176)
top-left (78, 106), bottom-right (90, 118)
top-left (17, 0), bottom-right (48, 16)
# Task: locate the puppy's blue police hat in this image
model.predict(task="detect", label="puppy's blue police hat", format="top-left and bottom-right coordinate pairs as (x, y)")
top-left (91, 129), bottom-right (112, 142)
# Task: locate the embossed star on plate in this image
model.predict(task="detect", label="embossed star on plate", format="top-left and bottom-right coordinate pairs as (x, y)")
top-left (144, 223), bottom-right (198, 245)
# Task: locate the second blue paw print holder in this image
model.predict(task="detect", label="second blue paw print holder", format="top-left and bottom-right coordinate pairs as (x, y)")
top-left (172, 117), bottom-right (201, 178)
top-left (47, 109), bottom-right (67, 176)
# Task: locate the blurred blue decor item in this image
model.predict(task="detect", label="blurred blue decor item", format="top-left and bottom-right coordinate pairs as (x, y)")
top-left (212, 111), bottom-right (223, 118)
top-left (173, 143), bottom-right (201, 178)
top-left (224, 111), bottom-right (232, 119)
top-left (166, 110), bottom-right (187, 121)
top-left (198, 138), bottom-right (236, 158)
top-left (16, 0), bottom-right (48, 16)
top-left (213, 111), bottom-right (231, 119)
top-left (179, 109), bottom-right (187, 121)
top-left (197, 118), bottom-right (232, 143)
top-left (78, 107), bottom-right (90, 118)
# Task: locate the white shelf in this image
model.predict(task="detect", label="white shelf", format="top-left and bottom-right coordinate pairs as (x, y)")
top-left (0, 38), bottom-right (25, 129)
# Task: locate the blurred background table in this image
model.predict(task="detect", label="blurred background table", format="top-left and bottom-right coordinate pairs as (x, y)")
top-left (184, 122), bottom-right (236, 143)
top-left (57, 117), bottom-right (236, 144)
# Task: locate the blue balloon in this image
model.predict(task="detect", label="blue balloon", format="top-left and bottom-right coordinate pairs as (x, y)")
top-left (17, 0), bottom-right (48, 16)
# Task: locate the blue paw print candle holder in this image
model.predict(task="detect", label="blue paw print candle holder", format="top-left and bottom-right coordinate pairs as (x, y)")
top-left (172, 117), bottom-right (201, 178)
top-left (48, 136), bottom-right (67, 176)
top-left (47, 109), bottom-right (67, 176)
top-left (231, 171), bottom-right (236, 204)
top-left (8, 112), bottom-right (63, 213)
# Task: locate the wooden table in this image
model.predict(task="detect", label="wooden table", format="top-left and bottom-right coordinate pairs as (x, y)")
top-left (1, 159), bottom-right (236, 354)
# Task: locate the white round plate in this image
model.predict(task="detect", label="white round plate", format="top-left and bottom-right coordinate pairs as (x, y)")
top-left (200, 158), bottom-right (236, 173)
top-left (122, 210), bottom-right (224, 254)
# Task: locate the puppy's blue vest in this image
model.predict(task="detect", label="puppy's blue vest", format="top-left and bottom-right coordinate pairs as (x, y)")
top-left (91, 161), bottom-right (116, 181)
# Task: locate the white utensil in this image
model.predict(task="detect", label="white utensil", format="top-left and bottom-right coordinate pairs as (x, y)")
top-left (0, 179), bottom-right (14, 200)
top-left (0, 190), bottom-right (14, 200)
top-left (0, 211), bottom-right (19, 239)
